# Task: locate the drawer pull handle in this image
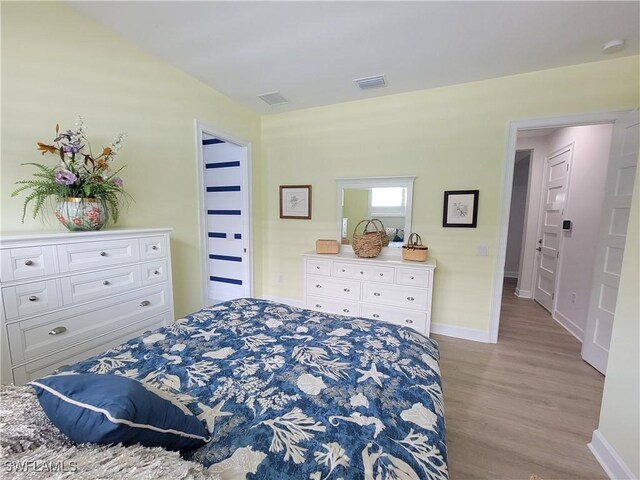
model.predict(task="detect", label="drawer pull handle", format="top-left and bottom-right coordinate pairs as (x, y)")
top-left (24, 260), bottom-right (33, 266)
top-left (410, 276), bottom-right (415, 280)
top-left (341, 269), bottom-right (345, 272)
top-left (154, 270), bottom-right (160, 275)
top-left (343, 288), bottom-right (350, 292)
top-left (343, 309), bottom-right (350, 313)
top-left (140, 300), bottom-right (151, 307)
top-left (379, 273), bottom-right (384, 276)
top-left (48, 326), bottom-right (67, 335)
top-left (103, 280), bottom-right (110, 285)
top-left (374, 292), bottom-right (381, 297)
top-left (372, 314), bottom-right (380, 318)
top-left (315, 304), bottom-right (322, 308)
top-left (316, 284), bottom-right (322, 288)
top-left (360, 271), bottom-right (364, 274)
top-left (405, 319), bottom-right (414, 324)
top-left (152, 245), bottom-right (159, 250)
top-left (100, 251), bottom-right (107, 257)
top-left (407, 296), bottom-right (415, 301)
top-left (28, 295), bottom-right (37, 302)
top-left (316, 266), bottom-right (320, 269)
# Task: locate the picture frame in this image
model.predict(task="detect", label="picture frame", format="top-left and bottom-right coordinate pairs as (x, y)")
top-left (279, 185), bottom-right (312, 219)
top-left (443, 190), bottom-right (479, 228)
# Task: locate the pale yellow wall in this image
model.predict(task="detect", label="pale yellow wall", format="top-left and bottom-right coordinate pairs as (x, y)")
top-left (0, 2), bottom-right (263, 317)
top-left (598, 163), bottom-right (640, 477)
top-left (343, 189), bottom-right (369, 243)
top-left (261, 56), bottom-right (639, 332)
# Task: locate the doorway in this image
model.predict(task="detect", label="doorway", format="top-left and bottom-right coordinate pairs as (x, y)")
top-left (491, 110), bottom-right (638, 373)
top-left (195, 121), bottom-right (253, 306)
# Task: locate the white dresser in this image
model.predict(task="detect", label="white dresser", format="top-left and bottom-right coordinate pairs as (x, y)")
top-left (303, 251), bottom-right (436, 335)
top-left (0, 228), bottom-right (174, 385)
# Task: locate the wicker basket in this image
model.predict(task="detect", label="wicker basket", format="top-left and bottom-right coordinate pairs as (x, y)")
top-left (352, 220), bottom-right (383, 258)
top-left (315, 239), bottom-right (340, 254)
top-left (402, 233), bottom-right (428, 262)
top-left (370, 218), bottom-right (389, 247)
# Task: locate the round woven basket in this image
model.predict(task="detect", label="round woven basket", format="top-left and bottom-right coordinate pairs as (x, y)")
top-left (352, 220), bottom-right (383, 258)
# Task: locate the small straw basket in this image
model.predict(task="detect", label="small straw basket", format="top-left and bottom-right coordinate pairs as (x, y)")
top-left (402, 233), bottom-right (428, 262)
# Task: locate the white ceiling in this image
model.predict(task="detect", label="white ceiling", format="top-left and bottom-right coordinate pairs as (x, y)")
top-left (69, 1), bottom-right (639, 115)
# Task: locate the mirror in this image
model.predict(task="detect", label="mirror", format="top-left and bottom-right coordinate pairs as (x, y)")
top-left (336, 176), bottom-right (415, 251)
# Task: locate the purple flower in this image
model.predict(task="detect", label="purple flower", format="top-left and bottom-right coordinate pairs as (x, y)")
top-left (62, 141), bottom-right (82, 154)
top-left (55, 169), bottom-right (77, 185)
top-left (111, 176), bottom-right (124, 188)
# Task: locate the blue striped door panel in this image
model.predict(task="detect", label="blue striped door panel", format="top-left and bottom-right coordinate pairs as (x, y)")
top-left (206, 185), bottom-right (241, 192)
top-left (209, 254), bottom-right (242, 262)
top-left (210, 276), bottom-right (243, 285)
top-left (205, 161), bottom-right (241, 169)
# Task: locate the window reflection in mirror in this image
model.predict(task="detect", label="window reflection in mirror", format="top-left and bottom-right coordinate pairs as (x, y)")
top-left (337, 177), bottom-right (415, 251)
top-left (342, 187), bottom-right (407, 246)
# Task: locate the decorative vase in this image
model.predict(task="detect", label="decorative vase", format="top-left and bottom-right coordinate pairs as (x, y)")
top-left (55, 198), bottom-right (108, 231)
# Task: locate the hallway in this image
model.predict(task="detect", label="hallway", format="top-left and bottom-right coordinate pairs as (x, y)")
top-left (434, 278), bottom-right (607, 479)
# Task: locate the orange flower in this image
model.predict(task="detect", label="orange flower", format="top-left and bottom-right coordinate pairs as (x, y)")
top-left (96, 158), bottom-right (109, 170)
top-left (102, 147), bottom-right (113, 156)
top-left (37, 142), bottom-right (57, 155)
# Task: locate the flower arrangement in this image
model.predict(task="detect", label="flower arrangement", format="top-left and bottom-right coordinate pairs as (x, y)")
top-left (12, 116), bottom-right (131, 228)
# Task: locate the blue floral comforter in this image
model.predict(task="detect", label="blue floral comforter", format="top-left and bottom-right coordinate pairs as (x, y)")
top-left (65, 298), bottom-right (448, 479)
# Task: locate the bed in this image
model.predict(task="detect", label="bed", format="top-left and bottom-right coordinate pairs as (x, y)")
top-left (5, 298), bottom-right (448, 479)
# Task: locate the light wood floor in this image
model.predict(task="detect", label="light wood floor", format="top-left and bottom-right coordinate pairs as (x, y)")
top-left (433, 278), bottom-right (607, 480)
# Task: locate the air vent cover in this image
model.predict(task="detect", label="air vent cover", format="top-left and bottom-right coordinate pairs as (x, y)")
top-left (257, 91), bottom-right (289, 106)
top-left (354, 74), bottom-right (387, 90)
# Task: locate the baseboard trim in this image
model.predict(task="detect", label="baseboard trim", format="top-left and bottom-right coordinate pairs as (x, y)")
top-left (589, 429), bottom-right (637, 480)
top-left (514, 288), bottom-right (532, 298)
top-left (260, 295), bottom-right (305, 308)
top-left (430, 324), bottom-right (492, 343)
top-left (553, 310), bottom-right (584, 342)
top-left (503, 271), bottom-right (519, 279)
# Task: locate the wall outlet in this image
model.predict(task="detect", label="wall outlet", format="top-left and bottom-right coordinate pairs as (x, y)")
top-left (477, 245), bottom-right (489, 256)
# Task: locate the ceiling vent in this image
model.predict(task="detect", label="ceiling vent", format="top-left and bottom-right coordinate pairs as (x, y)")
top-left (257, 91), bottom-right (289, 106)
top-left (354, 74), bottom-right (387, 90)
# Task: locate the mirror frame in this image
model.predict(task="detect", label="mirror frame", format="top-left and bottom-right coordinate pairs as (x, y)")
top-left (336, 176), bottom-right (416, 255)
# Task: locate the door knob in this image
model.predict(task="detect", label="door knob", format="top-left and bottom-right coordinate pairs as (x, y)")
top-left (536, 247), bottom-right (542, 251)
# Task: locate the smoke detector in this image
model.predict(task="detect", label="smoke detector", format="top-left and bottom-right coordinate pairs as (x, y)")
top-left (602, 39), bottom-right (625, 54)
top-left (257, 91), bottom-right (289, 106)
top-left (354, 74), bottom-right (387, 90)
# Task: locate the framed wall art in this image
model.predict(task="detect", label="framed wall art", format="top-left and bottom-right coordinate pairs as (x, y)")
top-left (280, 185), bottom-right (312, 219)
top-left (443, 190), bottom-right (479, 228)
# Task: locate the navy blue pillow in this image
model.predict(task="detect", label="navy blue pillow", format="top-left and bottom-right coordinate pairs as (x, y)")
top-left (30, 373), bottom-right (210, 452)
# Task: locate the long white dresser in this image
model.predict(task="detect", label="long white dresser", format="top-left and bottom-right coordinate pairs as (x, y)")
top-left (0, 228), bottom-right (174, 385)
top-left (303, 251), bottom-right (436, 335)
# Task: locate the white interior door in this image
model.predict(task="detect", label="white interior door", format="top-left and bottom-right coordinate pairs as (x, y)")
top-left (534, 145), bottom-right (572, 312)
top-left (582, 111), bottom-right (639, 374)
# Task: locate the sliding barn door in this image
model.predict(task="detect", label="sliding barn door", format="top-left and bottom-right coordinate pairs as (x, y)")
top-left (202, 138), bottom-right (251, 305)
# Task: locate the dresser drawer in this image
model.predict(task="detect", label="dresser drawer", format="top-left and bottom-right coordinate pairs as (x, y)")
top-left (7, 284), bottom-right (170, 364)
top-left (141, 260), bottom-right (168, 285)
top-left (363, 283), bottom-right (428, 310)
top-left (306, 276), bottom-right (361, 301)
top-left (396, 267), bottom-right (431, 288)
top-left (58, 238), bottom-right (140, 272)
top-left (306, 258), bottom-right (332, 276)
top-left (361, 304), bottom-right (427, 332)
top-left (139, 236), bottom-right (168, 260)
top-left (11, 312), bottom-right (169, 385)
top-left (332, 262), bottom-right (395, 284)
top-left (2, 280), bottom-right (60, 320)
top-left (60, 264), bottom-right (142, 306)
top-left (306, 295), bottom-right (360, 317)
top-left (1, 246), bottom-right (58, 282)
